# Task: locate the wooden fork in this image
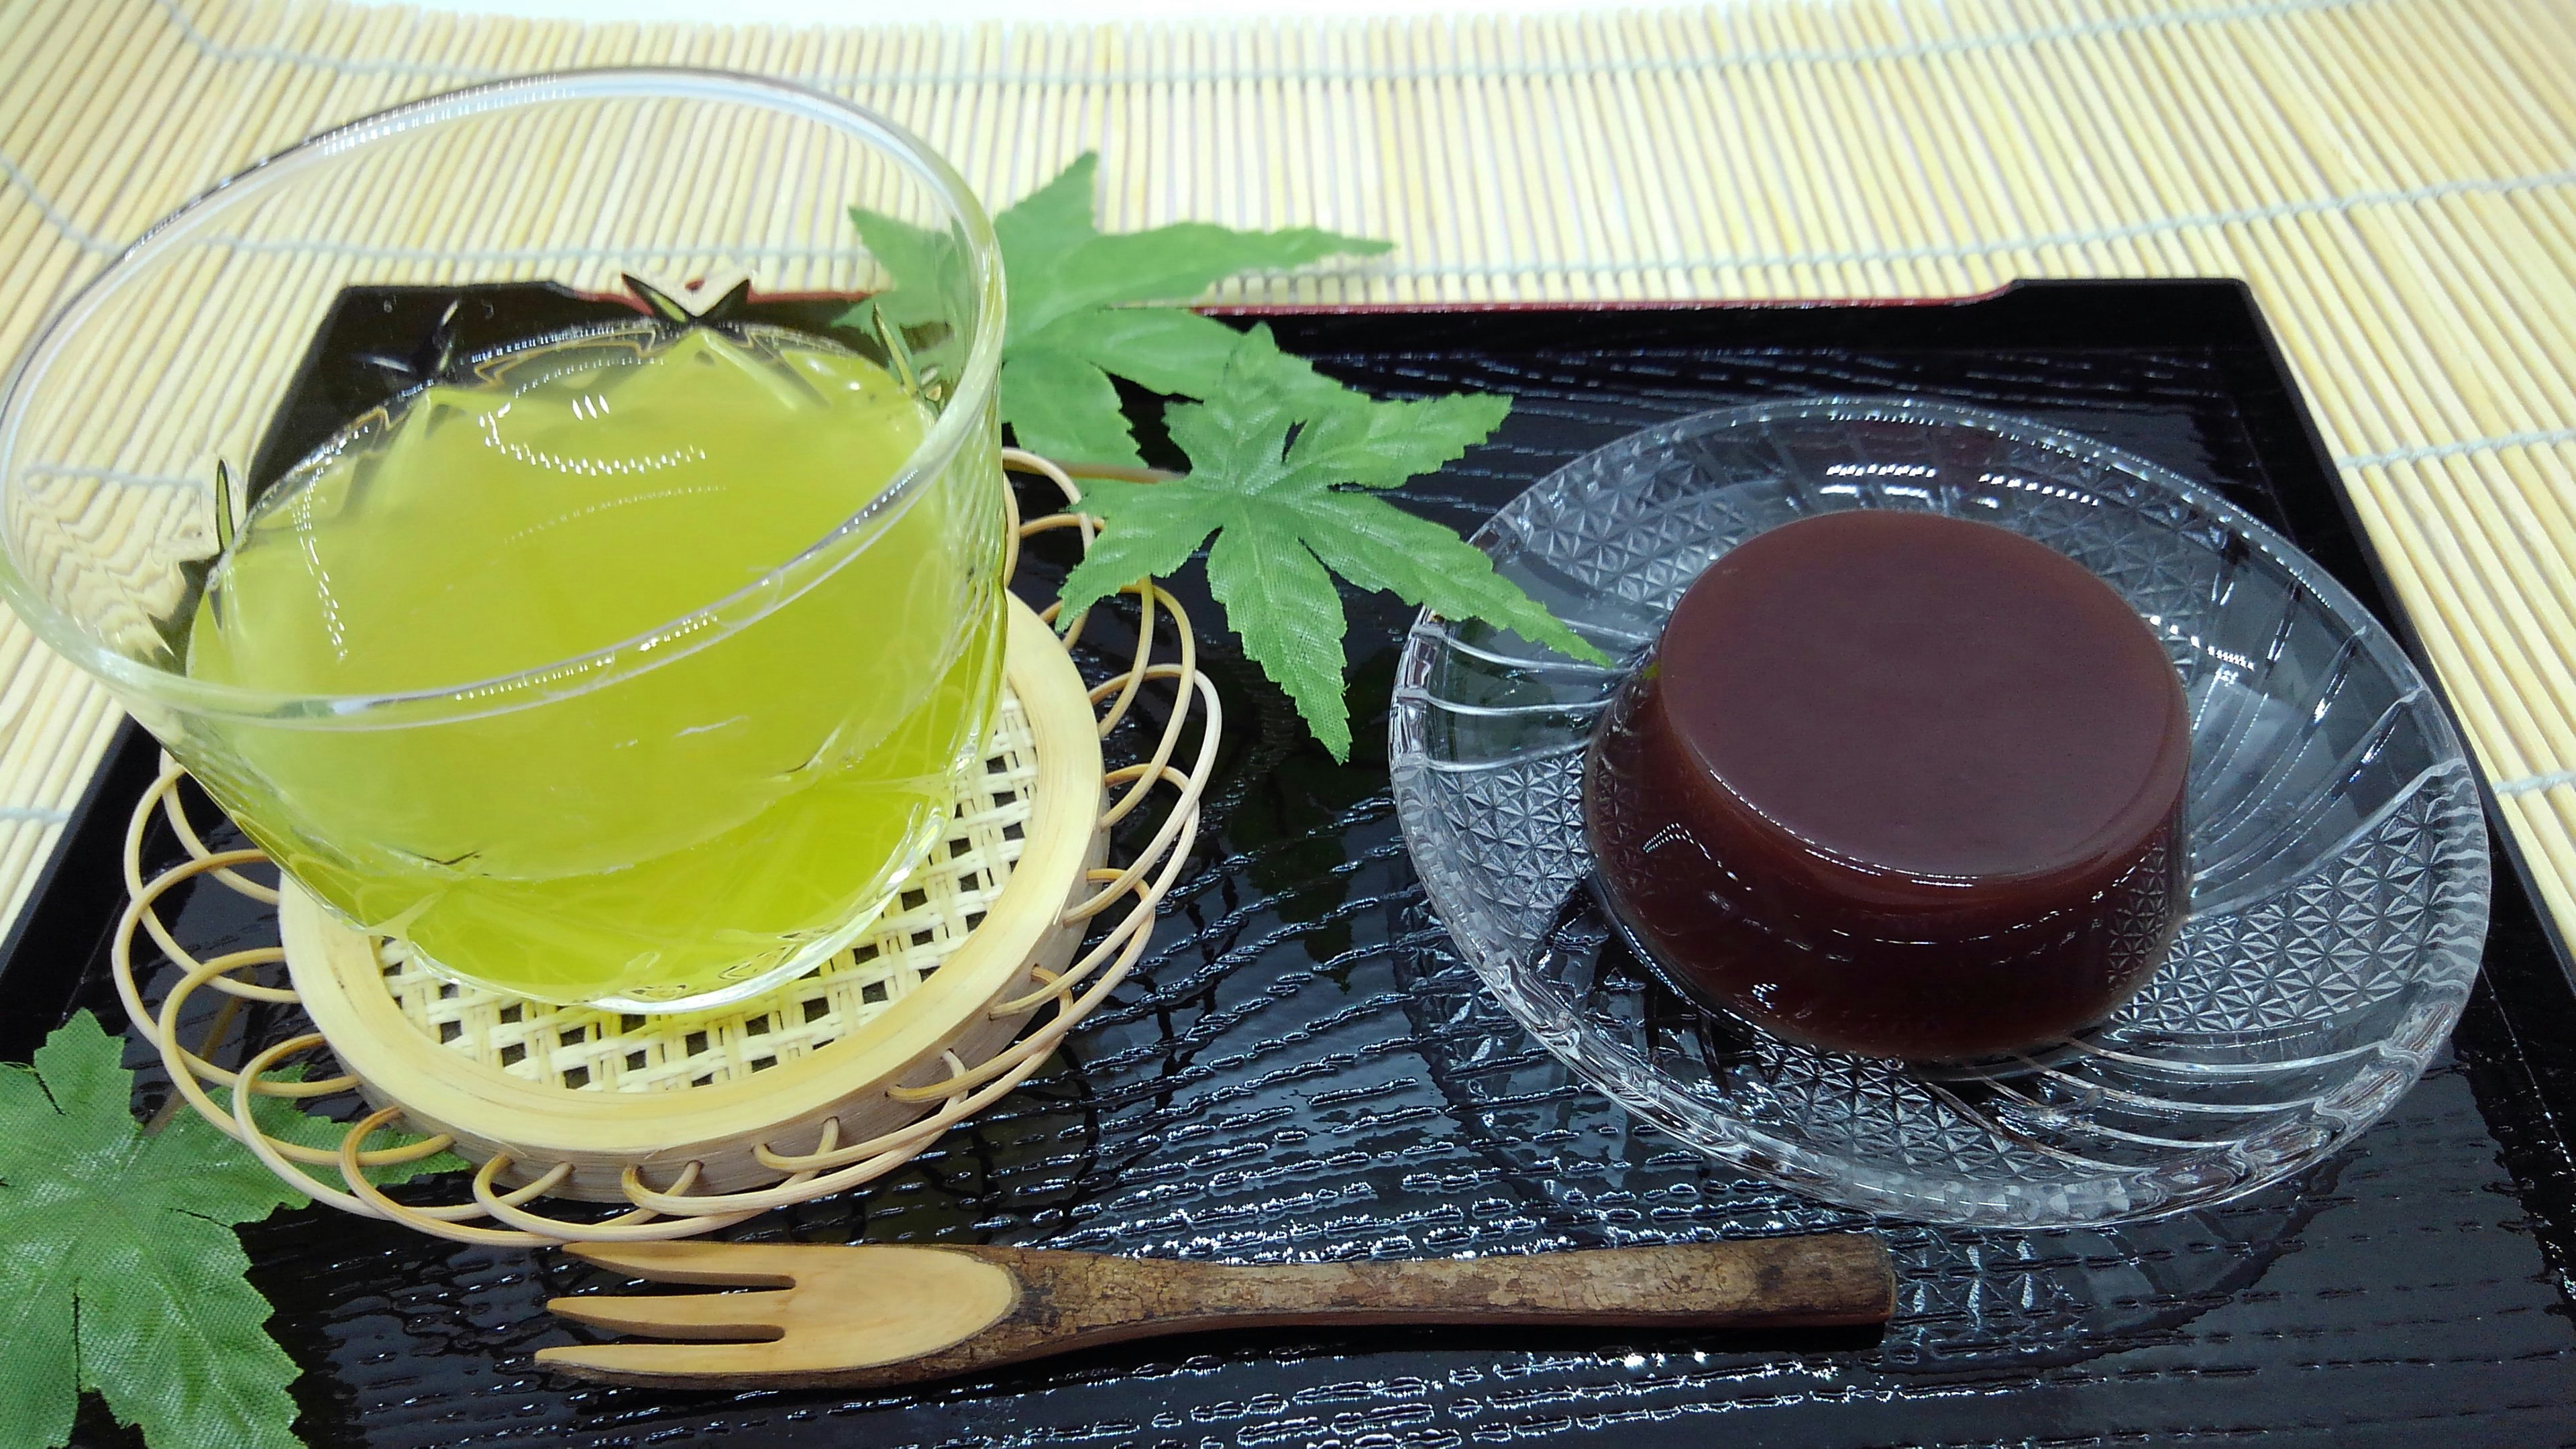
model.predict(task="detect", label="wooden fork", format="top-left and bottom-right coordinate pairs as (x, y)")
top-left (539, 1236), bottom-right (1896, 1390)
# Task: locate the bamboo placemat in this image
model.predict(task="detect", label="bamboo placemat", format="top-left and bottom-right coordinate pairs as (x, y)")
top-left (3, 0), bottom-right (2573, 945)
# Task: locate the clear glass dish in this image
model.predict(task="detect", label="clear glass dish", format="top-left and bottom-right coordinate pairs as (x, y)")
top-left (1389, 398), bottom-right (2490, 1227)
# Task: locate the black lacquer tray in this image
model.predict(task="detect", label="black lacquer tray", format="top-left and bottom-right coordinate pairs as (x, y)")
top-left (11, 280), bottom-right (2576, 1447)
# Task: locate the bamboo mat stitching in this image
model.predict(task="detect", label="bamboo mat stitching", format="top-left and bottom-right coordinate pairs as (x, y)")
top-left (143, 0), bottom-right (2404, 87)
top-left (2341, 429), bottom-right (2576, 469)
top-left (11, 101), bottom-right (2571, 291)
top-left (0, 151), bottom-right (116, 252)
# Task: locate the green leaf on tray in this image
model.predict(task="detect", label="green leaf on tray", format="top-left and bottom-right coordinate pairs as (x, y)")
top-left (0, 1011), bottom-right (460, 1449)
top-left (853, 152), bottom-right (1391, 467)
top-left (1055, 326), bottom-right (1612, 759)
top-left (851, 156), bottom-right (1595, 758)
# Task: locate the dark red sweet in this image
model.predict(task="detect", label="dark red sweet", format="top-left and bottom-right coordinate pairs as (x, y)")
top-left (1584, 509), bottom-right (2190, 1061)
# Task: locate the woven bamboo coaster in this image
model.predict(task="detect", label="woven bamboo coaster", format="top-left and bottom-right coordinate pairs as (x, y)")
top-left (113, 455), bottom-right (1218, 1245)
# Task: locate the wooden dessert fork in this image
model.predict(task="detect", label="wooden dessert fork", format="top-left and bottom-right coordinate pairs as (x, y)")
top-left (540, 1236), bottom-right (1896, 1390)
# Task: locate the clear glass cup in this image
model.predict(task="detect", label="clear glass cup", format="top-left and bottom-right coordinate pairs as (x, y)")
top-left (0, 71), bottom-right (1008, 1012)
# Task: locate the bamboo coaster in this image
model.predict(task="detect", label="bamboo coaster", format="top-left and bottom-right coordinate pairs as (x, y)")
top-left (281, 597), bottom-right (1099, 1204)
top-left (114, 457), bottom-right (1220, 1245)
top-left (367, 693), bottom-right (1045, 1099)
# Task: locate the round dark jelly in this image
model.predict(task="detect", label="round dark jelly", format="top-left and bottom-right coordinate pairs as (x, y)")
top-left (1583, 509), bottom-right (2191, 1061)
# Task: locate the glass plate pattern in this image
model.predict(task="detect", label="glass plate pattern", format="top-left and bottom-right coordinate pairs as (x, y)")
top-left (1390, 398), bottom-right (2490, 1226)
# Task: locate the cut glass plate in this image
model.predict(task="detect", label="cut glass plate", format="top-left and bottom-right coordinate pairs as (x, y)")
top-left (1389, 398), bottom-right (2489, 1226)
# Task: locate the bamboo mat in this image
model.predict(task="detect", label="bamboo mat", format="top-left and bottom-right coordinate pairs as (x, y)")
top-left (2, 0), bottom-right (2573, 947)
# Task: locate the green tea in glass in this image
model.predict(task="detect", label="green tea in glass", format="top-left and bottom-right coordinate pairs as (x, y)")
top-left (0, 72), bottom-right (1008, 1012)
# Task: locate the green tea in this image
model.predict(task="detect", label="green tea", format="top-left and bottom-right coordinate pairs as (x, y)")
top-left (185, 322), bottom-right (1006, 1006)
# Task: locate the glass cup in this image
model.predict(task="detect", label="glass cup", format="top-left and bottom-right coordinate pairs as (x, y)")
top-left (0, 71), bottom-right (1008, 1012)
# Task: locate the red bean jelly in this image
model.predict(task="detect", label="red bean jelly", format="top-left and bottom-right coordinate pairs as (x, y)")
top-left (1583, 510), bottom-right (2191, 1061)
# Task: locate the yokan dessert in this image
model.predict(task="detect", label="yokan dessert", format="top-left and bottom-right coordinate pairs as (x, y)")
top-left (1583, 509), bottom-right (2191, 1061)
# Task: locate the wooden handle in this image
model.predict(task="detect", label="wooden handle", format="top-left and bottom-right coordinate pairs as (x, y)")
top-left (861, 1236), bottom-right (1892, 1389)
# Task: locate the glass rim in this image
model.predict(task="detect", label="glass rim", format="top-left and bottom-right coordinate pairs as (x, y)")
top-left (0, 66), bottom-right (1006, 728)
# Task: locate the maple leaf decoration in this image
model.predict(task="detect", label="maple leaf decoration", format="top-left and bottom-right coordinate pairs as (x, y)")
top-left (0, 1012), bottom-right (461, 1449)
top-left (851, 156), bottom-right (1597, 757)
top-left (851, 152), bottom-right (1389, 468)
top-left (1055, 327), bottom-right (1611, 759)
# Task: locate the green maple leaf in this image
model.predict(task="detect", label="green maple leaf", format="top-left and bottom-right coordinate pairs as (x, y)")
top-left (0, 1012), bottom-right (460, 1449)
top-left (851, 153), bottom-right (1390, 468)
top-left (1054, 327), bottom-right (1611, 759)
